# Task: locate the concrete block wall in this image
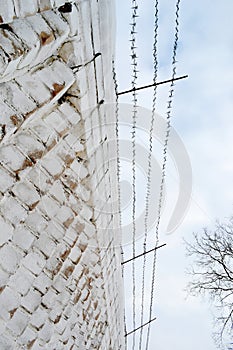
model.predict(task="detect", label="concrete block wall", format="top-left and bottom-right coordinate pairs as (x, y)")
top-left (0, 1), bottom-right (124, 349)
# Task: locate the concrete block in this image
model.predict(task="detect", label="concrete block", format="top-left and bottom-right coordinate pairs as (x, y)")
top-left (55, 205), bottom-right (74, 227)
top-left (42, 10), bottom-right (69, 46)
top-left (0, 82), bottom-right (36, 114)
top-left (45, 220), bottom-right (65, 241)
top-left (13, 225), bottom-right (35, 251)
top-left (60, 258), bottom-right (75, 280)
top-left (52, 274), bottom-right (66, 293)
top-left (64, 337), bottom-right (75, 349)
top-left (58, 102), bottom-right (81, 125)
top-left (56, 288), bottom-right (71, 308)
top-left (9, 266), bottom-right (34, 296)
top-left (33, 272), bottom-right (52, 295)
top-left (26, 14), bottom-right (55, 66)
top-left (77, 232), bottom-right (88, 252)
top-left (36, 60), bottom-right (74, 92)
top-left (30, 339), bottom-right (45, 349)
top-left (0, 216), bottom-right (13, 246)
top-left (40, 154), bottom-right (64, 178)
top-left (0, 48), bottom-right (7, 75)
top-left (0, 1), bottom-right (15, 24)
top-left (12, 181), bottom-right (40, 207)
top-left (15, 130), bottom-right (45, 157)
top-left (83, 220), bottom-right (96, 239)
top-left (63, 132), bottom-right (84, 153)
top-left (58, 40), bottom-right (77, 66)
top-left (0, 318), bottom-right (5, 336)
top-left (25, 211), bottom-right (48, 233)
top-left (0, 96), bottom-right (17, 124)
top-left (59, 321), bottom-right (71, 341)
top-left (35, 232), bottom-right (56, 258)
top-left (79, 202), bottom-right (92, 222)
top-left (69, 246), bottom-right (81, 264)
top-left (18, 326), bottom-right (37, 347)
top-left (89, 251), bottom-right (99, 266)
top-left (63, 227), bottom-right (78, 247)
top-left (54, 316), bottom-right (67, 335)
top-left (70, 159), bottom-right (88, 180)
top-left (22, 252), bottom-right (46, 276)
top-left (0, 266), bottom-right (9, 290)
top-left (0, 334), bottom-right (15, 349)
top-left (0, 145), bottom-right (25, 172)
top-left (16, 73), bottom-right (51, 105)
top-left (49, 180), bottom-right (66, 204)
top-left (38, 319), bottom-right (53, 342)
top-left (13, 0), bottom-right (38, 18)
top-left (7, 308), bottom-right (30, 336)
top-left (10, 18), bottom-right (40, 69)
top-left (61, 3), bottom-right (80, 37)
top-left (48, 300), bottom-right (62, 322)
top-left (29, 119), bottom-right (54, 145)
top-left (0, 166), bottom-right (15, 193)
top-left (51, 0), bottom-right (65, 7)
top-left (0, 286), bottom-right (20, 320)
top-left (71, 217), bottom-right (85, 234)
top-left (0, 31), bottom-right (22, 76)
top-left (37, 195), bottom-right (60, 219)
top-left (66, 278), bottom-right (77, 292)
top-left (26, 167), bottom-right (51, 195)
top-left (30, 306), bottom-right (47, 329)
top-left (38, 0), bottom-right (51, 12)
top-left (0, 196), bottom-right (27, 225)
top-left (75, 183), bottom-right (91, 202)
top-left (55, 140), bottom-right (75, 165)
top-left (67, 193), bottom-right (82, 215)
top-left (42, 289), bottom-right (57, 309)
top-left (44, 110), bottom-right (68, 135)
top-left (21, 289), bottom-right (41, 313)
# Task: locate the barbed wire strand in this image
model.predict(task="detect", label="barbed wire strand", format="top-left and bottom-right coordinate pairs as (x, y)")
top-left (138, 0), bottom-right (159, 348)
top-left (112, 59), bottom-right (128, 349)
top-left (145, 1), bottom-right (181, 349)
top-left (130, 1), bottom-right (139, 349)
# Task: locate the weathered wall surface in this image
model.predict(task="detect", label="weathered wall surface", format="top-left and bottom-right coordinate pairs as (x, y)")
top-left (0, 1), bottom-right (124, 349)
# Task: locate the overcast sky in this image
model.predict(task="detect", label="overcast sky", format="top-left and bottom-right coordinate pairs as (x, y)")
top-left (115, 1), bottom-right (233, 349)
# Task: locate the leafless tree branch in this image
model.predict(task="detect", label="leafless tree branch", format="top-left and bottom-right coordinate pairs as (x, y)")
top-left (185, 217), bottom-right (233, 348)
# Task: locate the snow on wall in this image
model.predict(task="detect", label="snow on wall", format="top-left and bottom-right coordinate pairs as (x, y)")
top-left (0, 1), bottom-right (124, 349)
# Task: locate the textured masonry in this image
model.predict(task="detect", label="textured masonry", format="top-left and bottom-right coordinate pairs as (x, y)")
top-left (0, 1), bottom-right (125, 349)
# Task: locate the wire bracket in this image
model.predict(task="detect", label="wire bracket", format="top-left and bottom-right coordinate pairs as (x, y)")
top-left (125, 316), bottom-right (157, 337)
top-left (122, 243), bottom-right (166, 265)
top-left (117, 74), bottom-right (188, 96)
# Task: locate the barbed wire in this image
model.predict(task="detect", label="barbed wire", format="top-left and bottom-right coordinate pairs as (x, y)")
top-left (112, 60), bottom-right (122, 249)
top-left (130, 1), bottom-right (139, 349)
top-left (112, 59), bottom-right (127, 349)
top-left (138, 0), bottom-right (159, 348)
top-left (145, 1), bottom-right (182, 349)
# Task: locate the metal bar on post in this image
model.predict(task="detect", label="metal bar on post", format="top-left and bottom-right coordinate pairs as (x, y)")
top-left (125, 316), bottom-right (157, 337)
top-left (117, 74), bottom-right (188, 96)
top-left (121, 243), bottom-right (166, 265)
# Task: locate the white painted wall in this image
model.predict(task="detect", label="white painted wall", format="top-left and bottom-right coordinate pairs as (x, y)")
top-left (0, 1), bottom-right (124, 349)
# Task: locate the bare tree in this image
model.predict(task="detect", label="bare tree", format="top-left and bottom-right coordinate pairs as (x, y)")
top-left (185, 218), bottom-right (233, 347)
